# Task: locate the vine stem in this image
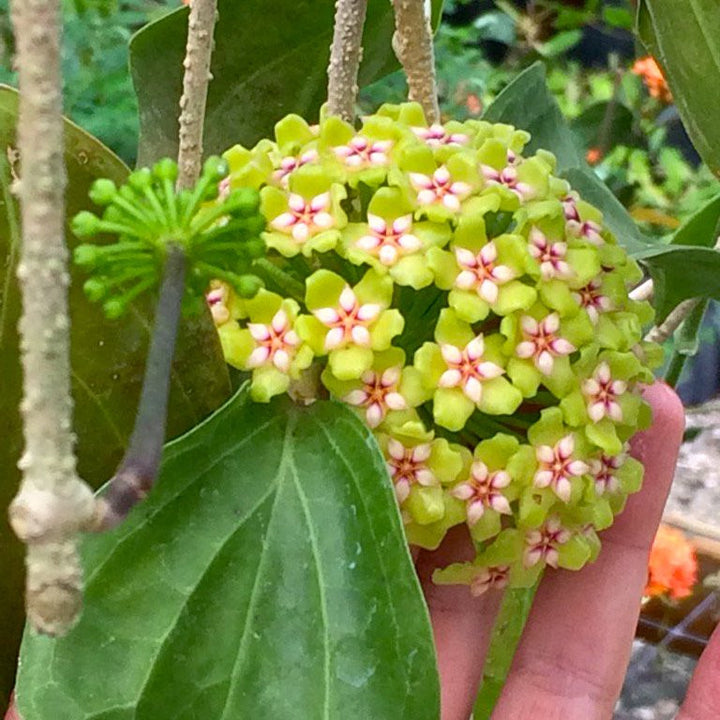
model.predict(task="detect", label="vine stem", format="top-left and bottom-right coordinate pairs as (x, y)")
top-left (391, 0), bottom-right (440, 123)
top-left (8, 0), bottom-right (97, 635)
top-left (326, 0), bottom-right (368, 122)
top-left (93, 0), bottom-right (218, 530)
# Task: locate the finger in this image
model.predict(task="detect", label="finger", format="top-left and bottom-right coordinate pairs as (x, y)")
top-left (677, 623), bottom-right (720, 719)
top-left (493, 382), bottom-right (685, 720)
top-left (416, 525), bottom-right (502, 720)
top-left (4, 693), bottom-right (19, 720)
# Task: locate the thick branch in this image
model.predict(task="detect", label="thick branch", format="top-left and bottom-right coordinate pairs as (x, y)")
top-left (391, 0), bottom-right (439, 123)
top-left (9, 0), bottom-right (96, 635)
top-left (326, 0), bottom-right (368, 122)
top-left (177, 0), bottom-right (218, 190)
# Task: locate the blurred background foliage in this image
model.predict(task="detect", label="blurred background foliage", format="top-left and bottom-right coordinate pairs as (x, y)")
top-left (0, 0), bottom-right (175, 165)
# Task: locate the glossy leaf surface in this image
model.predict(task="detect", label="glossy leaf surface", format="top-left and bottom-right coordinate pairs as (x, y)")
top-left (0, 85), bottom-right (230, 706)
top-left (16, 390), bottom-right (440, 720)
top-left (637, 0), bottom-right (720, 176)
top-left (131, 0), bottom-right (444, 165)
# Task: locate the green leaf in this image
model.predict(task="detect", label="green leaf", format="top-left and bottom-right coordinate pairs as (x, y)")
top-left (16, 390), bottom-right (440, 720)
top-left (602, 6), bottom-right (634, 30)
top-left (670, 193), bottom-right (720, 247)
top-left (637, 244), bottom-right (720, 323)
top-left (536, 29), bottom-right (582, 58)
top-left (131, 0), bottom-right (444, 166)
top-left (637, 0), bottom-right (720, 176)
top-left (482, 62), bottom-right (585, 173)
top-left (0, 85), bottom-right (230, 706)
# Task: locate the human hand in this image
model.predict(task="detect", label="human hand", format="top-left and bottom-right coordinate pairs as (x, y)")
top-left (416, 382), bottom-right (720, 720)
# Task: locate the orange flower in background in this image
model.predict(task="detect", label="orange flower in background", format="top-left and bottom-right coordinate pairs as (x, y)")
top-left (632, 56), bottom-right (673, 103)
top-left (645, 524), bottom-right (698, 601)
top-left (466, 93), bottom-right (482, 116)
top-left (586, 147), bottom-right (603, 165)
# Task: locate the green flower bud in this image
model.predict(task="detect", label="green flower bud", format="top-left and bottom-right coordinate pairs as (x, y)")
top-left (89, 178), bottom-right (117, 206)
top-left (236, 274), bottom-right (264, 298)
top-left (72, 211), bottom-right (102, 238)
top-left (103, 298), bottom-right (126, 319)
top-left (152, 158), bottom-right (178, 183)
top-left (127, 168), bottom-right (153, 192)
top-left (74, 244), bottom-right (100, 268)
top-left (202, 155), bottom-right (229, 182)
top-left (83, 277), bottom-right (107, 302)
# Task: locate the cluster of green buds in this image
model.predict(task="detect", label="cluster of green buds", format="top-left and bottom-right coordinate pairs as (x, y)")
top-left (73, 157), bottom-right (266, 317)
top-left (205, 102), bottom-right (661, 594)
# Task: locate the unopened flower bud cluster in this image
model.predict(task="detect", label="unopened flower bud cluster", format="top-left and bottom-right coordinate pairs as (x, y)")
top-left (209, 102), bottom-right (661, 594)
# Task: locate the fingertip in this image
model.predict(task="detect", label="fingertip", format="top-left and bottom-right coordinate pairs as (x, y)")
top-left (638, 381), bottom-right (685, 447)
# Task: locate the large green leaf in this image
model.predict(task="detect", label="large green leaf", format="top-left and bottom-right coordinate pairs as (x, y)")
top-left (636, 244), bottom-right (720, 323)
top-left (131, 0), bottom-right (444, 166)
top-left (633, 194), bottom-right (720, 323)
top-left (16, 390), bottom-right (440, 720)
top-left (637, 0), bottom-right (720, 176)
top-left (0, 85), bottom-right (230, 706)
top-left (669, 193), bottom-right (720, 247)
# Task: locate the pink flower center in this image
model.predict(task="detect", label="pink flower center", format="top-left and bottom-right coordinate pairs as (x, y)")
top-left (589, 452), bottom-right (624, 495)
top-left (481, 158), bottom-right (533, 199)
top-left (582, 362), bottom-right (627, 423)
top-left (409, 167), bottom-right (472, 212)
top-left (573, 279), bottom-right (612, 323)
top-left (515, 313), bottom-right (576, 376)
top-left (344, 367), bottom-right (407, 428)
top-left (313, 286), bottom-right (381, 351)
top-left (470, 565), bottom-right (510, 596)
top-left (356, 214), bottom-right (422, 266)
top-left (528, 227), bottom-right (572, 280)
top-left (273, 149), bottom-right (318, 185)
top-left (451, 461), bottom-right (511, 524)
top-left (411, 124), bottom-right (469, 147)
top-left (524, 517), bottom-right (571, 568)
top-left (270, 192), bottom-right (334, 243)
top-left (246, 309), bottom-right (301, 373)
top-left (454, 242), bottom-right (515, 303)
top-left (386, 440), bottom-right (436, 504)
top-left (534, 435), bottom-right (588, 502)
top-left (334, 136), bottom-right (393, 168)
top-left (438, 335), bottom-right (505, 404)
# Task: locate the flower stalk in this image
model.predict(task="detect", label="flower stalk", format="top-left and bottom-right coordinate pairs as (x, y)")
top-left (327, 0), bottom-right (368, 122)
top-left (391, 0), bottom-right (440, 123)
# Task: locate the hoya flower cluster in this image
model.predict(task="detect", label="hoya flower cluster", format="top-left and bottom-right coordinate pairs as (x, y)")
top-left (209, 102), bottom-right (661, 594)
